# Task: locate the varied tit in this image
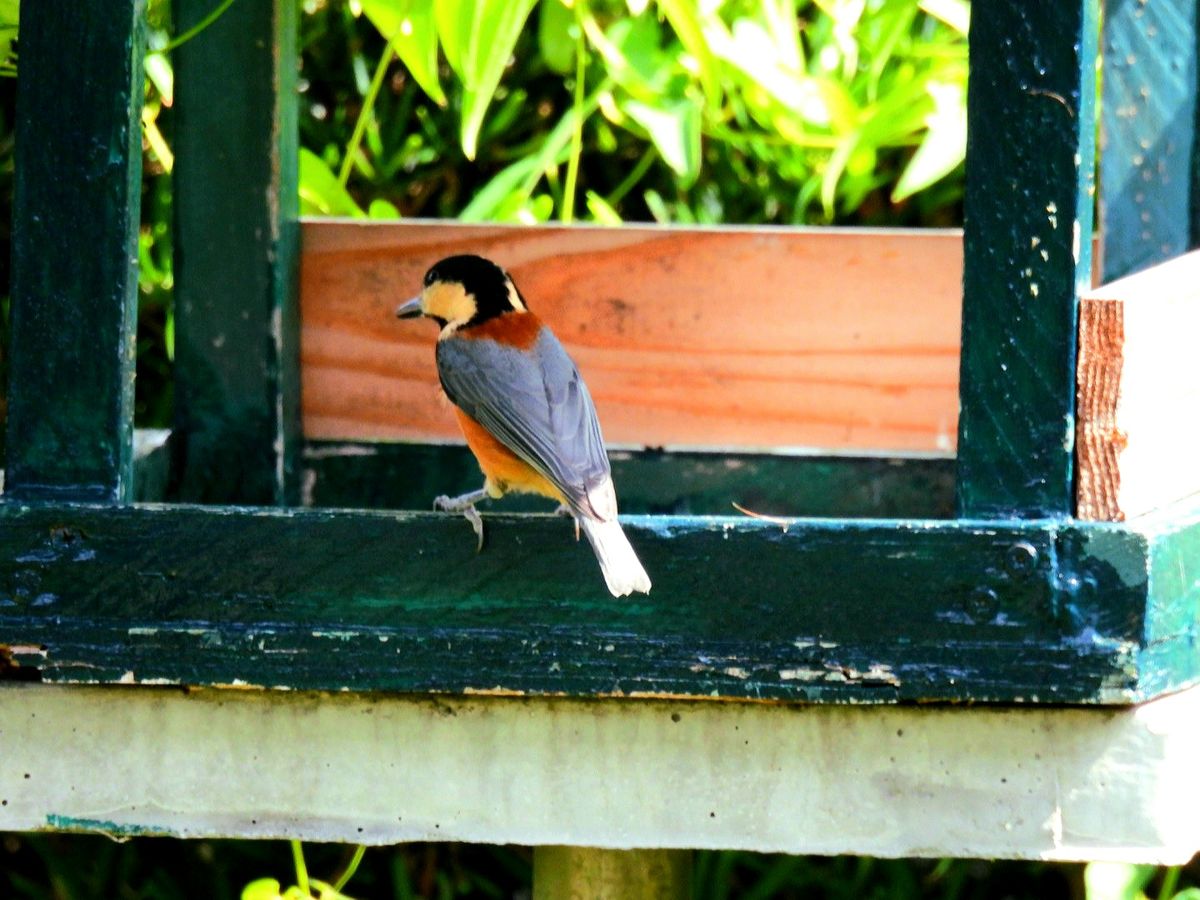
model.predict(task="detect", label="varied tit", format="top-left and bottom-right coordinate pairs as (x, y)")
top-left (395, 254), bottom-right (652, 597)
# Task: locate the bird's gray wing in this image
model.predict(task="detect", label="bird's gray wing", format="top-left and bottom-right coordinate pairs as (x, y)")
top-left (436, 328), bottom-right (612, 519)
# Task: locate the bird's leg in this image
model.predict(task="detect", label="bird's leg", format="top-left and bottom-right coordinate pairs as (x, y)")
top-left (434, 487), bottom-right (489, 552)
top-left (554, 502), bottom-right (580, 542)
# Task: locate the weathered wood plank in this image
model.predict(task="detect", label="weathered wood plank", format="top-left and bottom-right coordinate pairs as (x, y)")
top-left (956, 0), bottom-right (1099, 518)
top-left (4, 0), bottom-right (144, 503)
top-left (301, 222), bottom-right (962, 453)
top-left (0, 502), bottom-right (1166, 703)
top-left (3, 683), bottom-right (1200, 861)
top-left (1100, 0), bottom-right (1198, 281)
top-left (1075, 251), bottom-right (1200, 520)
top-left (301, 441), bottom-right (957, 518)
top-left (172, 0), bottom-right (300, 505)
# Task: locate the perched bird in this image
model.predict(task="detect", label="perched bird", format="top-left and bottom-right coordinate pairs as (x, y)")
top-left (395, 254), bottom-right (652, 597)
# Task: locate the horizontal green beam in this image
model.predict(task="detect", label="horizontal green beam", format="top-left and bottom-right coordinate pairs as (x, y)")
top-left (302, 442), bottom-right (956, 519)
top-left (0, 500), bottom-right (1187, 703)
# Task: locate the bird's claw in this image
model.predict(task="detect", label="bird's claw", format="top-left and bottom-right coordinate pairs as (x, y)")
top-left (434, 494), bottom-right (486, 553)
top-left (554, 503), bottom-right (581, 542)
top-left (464, 505), bottom-right (485, 553)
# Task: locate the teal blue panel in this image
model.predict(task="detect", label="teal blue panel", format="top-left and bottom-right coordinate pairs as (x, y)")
top-left (1101, 0), bottom-right (1198, 280)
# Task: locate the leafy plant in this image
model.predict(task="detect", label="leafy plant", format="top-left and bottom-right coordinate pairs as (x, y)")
top-left (241, 842), bottom-right (367, 900)
top-left (304, 0), bottom-right (969, 227)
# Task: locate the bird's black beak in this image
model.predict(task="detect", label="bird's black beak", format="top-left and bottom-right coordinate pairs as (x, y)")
top-left (395, 296), bottom-right (424, 319)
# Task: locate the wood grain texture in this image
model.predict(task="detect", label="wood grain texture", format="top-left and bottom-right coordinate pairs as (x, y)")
top-left (956, 0), bottom-right (1099, 519)
top-left (4, 0), bottom-right (144, 502)
top-left (300, 222), bottom-right (963, 452)
top-left (1076, 251), bottom-right (1200, 520)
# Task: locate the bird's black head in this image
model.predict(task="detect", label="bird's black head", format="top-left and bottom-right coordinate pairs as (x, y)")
top-left (396, 254), bottom-right (528, 331)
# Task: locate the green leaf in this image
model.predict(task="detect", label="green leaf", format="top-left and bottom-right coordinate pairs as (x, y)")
top-left (538, 0), bottom-right (575, 76)
top-left (891, 79), bottom-right (965, 201)
top-left (359, 0), bottom-right (447, 107)
top-left (367, 198), bottom-right (401, 219)
top-left (585, 191), bottom-right (623, 225)
top-left (918, 0), bottom-right (970, 36)
top-left (241, 878), bottom-right (283, 900)
top-left (708, 18), bottom-right (855, 130)
top-left (621, 97), bottom-right (701, 186)
top-left (460, 155), bottom-right (543, 221)
top-left (144, 53), bottom-right (174, 105)
top-left (299, 148), bottom-right (365, 217)
top-left (436, 0), bottom-right (539, 159)
top-left (590, 16), bottom-right (670, 97)
top-left (1083, 863), bottom-right (1155, 900)
top-left (655, 0), bottom-right (720, 108)
top-left (0, 0), bottom-right (19, 70)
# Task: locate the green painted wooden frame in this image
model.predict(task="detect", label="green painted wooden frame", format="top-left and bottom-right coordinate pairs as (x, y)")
top-left (4, 0), bottom-right (1200, 707)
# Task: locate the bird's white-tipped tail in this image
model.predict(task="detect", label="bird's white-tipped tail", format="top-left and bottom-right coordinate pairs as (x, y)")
top-left (578, 517), bottom-right (651, 597)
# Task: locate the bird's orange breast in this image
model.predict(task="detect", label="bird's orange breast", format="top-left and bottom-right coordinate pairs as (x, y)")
top-left (453, 407), bottom-right (564, 502)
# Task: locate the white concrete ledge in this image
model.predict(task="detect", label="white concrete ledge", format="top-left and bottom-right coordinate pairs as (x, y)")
top-left (1, 683), bottom-right (1198, 862)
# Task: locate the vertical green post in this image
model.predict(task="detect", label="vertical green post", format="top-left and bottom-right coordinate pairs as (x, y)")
top-left (533, 847), bottom-right (690, 900)
top-left (1100, 0), bottom-right (1198, 281)
top-left (956, 0), bottom-right (1099, 519)
top-left (4, 0), bottom-right (145, 503)
top-left (172, 0), bottom-right (300, 506)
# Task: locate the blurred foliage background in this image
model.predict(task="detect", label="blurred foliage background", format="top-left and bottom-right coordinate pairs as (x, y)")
top-left (0, 0), bottom-right (1196, 897)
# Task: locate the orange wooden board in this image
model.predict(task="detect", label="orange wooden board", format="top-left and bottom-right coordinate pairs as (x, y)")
top-left (301, 221), bottom-right (963, 452)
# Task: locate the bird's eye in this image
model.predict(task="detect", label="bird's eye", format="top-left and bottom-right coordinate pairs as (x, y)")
top-left (424, 269), bottom-right (437, 286)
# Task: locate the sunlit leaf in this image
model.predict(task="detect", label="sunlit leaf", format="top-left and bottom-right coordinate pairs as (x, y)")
top-left (436, 0), bottom-right (538, 159)
top-left (820, 132), bottom-right (858, 218)
top-left (538, 0), bottom-right (575, 76)
top-left (891, 79), bottom-right (965, 201)
top-left (1082, 863), bottom-right (1155, 900)
top-left (585, 191), bottom-right (623, 225)
top-left (708, 18), bottom-right (855, 130)
top-left (655, 0), bottom-right (720, 108)
top-left (621, 97), bottom-right (700, 186)
top-left (367, 198), bottom-right (401, 218)
top-left (299, 147), bottom-right (365, 217)
top-left (241, 878), bottom-right (284, 900)
top-left (919, 0), bottom-right (970, 35)
top-left (359, 0), bottom-right (446, 107)
top-left (144, 53), bottom-right (174, 106)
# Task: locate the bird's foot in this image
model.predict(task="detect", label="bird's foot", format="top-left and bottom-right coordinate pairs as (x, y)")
top-left (435, 489), bottom-right (489, 552)
top-left (554, 503), bottom-right (581, 542)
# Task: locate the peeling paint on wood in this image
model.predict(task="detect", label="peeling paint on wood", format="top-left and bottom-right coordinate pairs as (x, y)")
top-left (957, 0), bottom-right (1099, 518)
top-left (172, 0), bottom-right (299, 505)
top-left (5, 0), bottom-right (145, 503)
top-left (0, 499), bottom-right (1193, 704)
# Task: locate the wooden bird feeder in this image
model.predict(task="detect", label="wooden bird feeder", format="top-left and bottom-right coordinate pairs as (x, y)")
top-left (3, 0), bottom-right (1200, 890)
